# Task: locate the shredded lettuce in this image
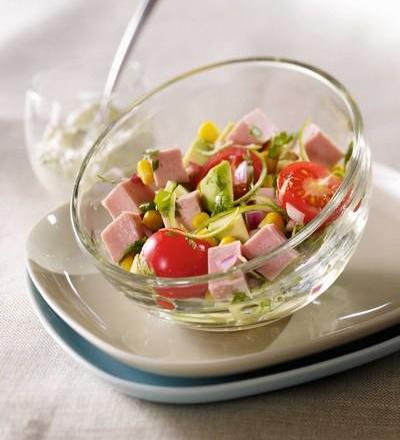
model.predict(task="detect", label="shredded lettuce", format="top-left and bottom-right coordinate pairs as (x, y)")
top-left (131, 254), bottom-right (154, 275)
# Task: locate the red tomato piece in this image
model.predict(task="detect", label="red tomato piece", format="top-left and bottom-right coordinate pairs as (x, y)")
top-left (192, 146), bottom-right (262, 197)
top-left (141, 229), bottom-right (211, 298)
top-left (277, 162), bottom-right (342, 224)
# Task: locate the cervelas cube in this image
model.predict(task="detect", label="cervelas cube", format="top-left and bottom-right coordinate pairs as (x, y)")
top-left (177, 190), bottom-right (202, 231)
top-left (302, 123), bottom-right (343, 167)
top-left (153, 148), bottom-right (189, 188)
top-left (101, 176), bottom-right (154, 219)
top-left (208, 241), bottom-right (249, 300)
top-left (228, 108), bottom-right (278, 145)
top-left (242, 224), bottom-right (299, 280)
top-left (101, 212), bottom-right (144, 262)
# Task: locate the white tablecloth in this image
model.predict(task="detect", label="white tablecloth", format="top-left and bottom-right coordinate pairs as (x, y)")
top-left (1, 1), bottom-right (399, 438)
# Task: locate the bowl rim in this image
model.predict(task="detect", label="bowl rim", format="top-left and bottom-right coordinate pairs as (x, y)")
top-left (71, 56), bottom-right (365, 287)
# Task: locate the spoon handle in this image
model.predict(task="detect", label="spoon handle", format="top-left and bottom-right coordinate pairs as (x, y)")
top-left (99, 0), bottom-right (157, 118)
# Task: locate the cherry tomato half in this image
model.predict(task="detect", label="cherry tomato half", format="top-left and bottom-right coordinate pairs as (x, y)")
top-left (141, 229), bottom-right (211, 298)
top-left (192, 146), bottom-right (262, 198)
top-left (277, 162), bottom-right (342, 224)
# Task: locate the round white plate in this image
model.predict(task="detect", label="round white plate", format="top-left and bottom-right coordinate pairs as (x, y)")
top-left (27, 274), bottom-right (400, 404)
top-left (25, 162), bottom-right (400, 377)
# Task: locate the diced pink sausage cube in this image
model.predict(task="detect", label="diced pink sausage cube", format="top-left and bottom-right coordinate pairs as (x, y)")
top-left (101, 212), bottom-right (144, 262)
top-left (102, 176), bottom-right (154, 219)
top-left (242, 224), bottom-right (298, 280)
top-left (153, 148), bottom-right (189, 188)
top-left (302, 124), bottom-right (343, 167)
top-left (208, 241), bottom-right (249, 300)
top-left (228, 108), bottom-right (278, 145)
top-left (177, 190), bottom-right (202, 231)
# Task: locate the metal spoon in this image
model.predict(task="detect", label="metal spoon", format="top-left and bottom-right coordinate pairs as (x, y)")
top-left (98, 0), bottom-right (157, 121)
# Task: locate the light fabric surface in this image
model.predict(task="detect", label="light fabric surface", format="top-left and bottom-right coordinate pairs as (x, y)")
top-left (1, 1), bottom-right (400, 439)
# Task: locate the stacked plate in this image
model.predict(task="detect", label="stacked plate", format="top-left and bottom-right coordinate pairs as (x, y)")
top-left (25, 163), bottom-right (400, 404)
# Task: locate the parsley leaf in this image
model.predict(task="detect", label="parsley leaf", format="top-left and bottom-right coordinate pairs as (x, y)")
top-left (344, 141), bottom-right (353, 168)
top-left (249, 125), bottom-right (262, 139)
top-left (143, 148), bottom-right (159, 160)
top-left (231, 291), bottom-right (249, 304)
top-left (154, 189), bottom-right (173, 216)
top-left (268, 132), bottom-right (294, 159)
top-left (120, 237), bottom-right (147, 260)
top-left (139, 201), bottom-right (156, 214)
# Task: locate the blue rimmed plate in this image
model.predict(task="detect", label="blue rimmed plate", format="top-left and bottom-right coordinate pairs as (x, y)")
top-left (25, 162), bottom-right (400, 378)
top-left (27, 274), bottom-right (400, 404)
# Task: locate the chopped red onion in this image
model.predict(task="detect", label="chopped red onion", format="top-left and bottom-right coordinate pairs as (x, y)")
top-left (245, 210), bottom-right (265, 230)
top-left (234, 160), bottom-right (248, 185)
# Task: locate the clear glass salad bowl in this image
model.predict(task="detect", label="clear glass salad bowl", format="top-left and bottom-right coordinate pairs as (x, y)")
top-left (71, 58), bottom-right (371, 331)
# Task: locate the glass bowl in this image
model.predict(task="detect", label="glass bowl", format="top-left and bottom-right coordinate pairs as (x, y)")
top-left (25, 56), bottom-right (146, 203)
top-left (71, 57), bottom-right (371, 331)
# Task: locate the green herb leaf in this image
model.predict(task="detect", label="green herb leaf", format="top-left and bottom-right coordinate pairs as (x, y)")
top-left (272, 174), bottom-right (278, 190)
top-left (268, 132), bottom-right (294, 159)
top-left (249, 125), bottom-right (262, 139)
top-left (291, 223), bottom-right (304, 237)
top-left (154, 189), bottom-right (173, 216)
top-left (132, 237), bottom-right (147, 254)
top-left (231, 291), bottom-right (249, 304)
top-left (151, 159), bottom-right (159, 171)
top-left (139, 201), bottom-right (156, 214)
top-left (143, 149), bottom-right (159, 160)
top-left (121, 237), bottom-right (147, 260)
top-left (344, 141), bottom-right (353, 168)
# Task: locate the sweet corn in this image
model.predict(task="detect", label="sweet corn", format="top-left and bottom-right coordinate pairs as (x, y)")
top-left (192, 212), bottom-right (209, 229)
top-left (137, 159), bottom-right (154, 185)
top-left (259, 212), bottom-right (285, 231)
top-left (263, 174), bottom-right (275, 188)
top-left (219, 236), bottom-right (237, 246)
top-left (143, 210), bottom-right (163, 231)
top-left (120, 254), bottom-right (134, 271)
top-left (198, 121), bottom-right (220, 143)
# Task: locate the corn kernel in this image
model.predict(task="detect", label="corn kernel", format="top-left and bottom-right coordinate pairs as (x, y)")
top-left (198, 121), bottom-right (220, 143)
top-left (143, 210), bottom-right (163, 231)
top-left (192, 212), bottom-right (210, 229)
top-left (263, 174), bottom-right (275, 188)
top-left (219, 236), bottom-right (237, 246)
top-left (137, 159), bottom-right (154, 185)
top-left (120, 254), bottom-right (134, 271)
top-left (259, 212), bottom-right (285, 231)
